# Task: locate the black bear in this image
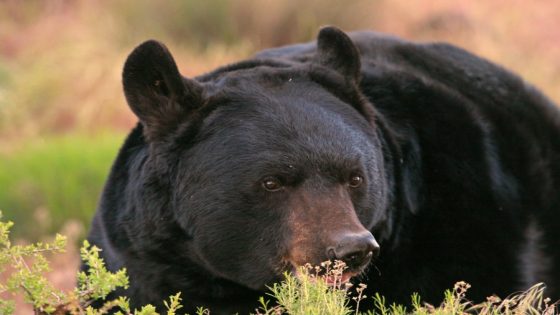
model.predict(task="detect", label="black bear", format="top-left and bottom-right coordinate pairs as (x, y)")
top-left (84, 26), bottom-right (560, 313)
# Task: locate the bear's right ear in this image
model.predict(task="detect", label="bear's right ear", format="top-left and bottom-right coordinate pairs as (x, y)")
top-left (122, 40), bottom-right (203, 141)
top-left (314, 26), bottom-right (361, 83)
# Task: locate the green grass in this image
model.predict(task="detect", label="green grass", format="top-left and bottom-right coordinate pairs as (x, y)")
top-left (0, 133), bottom-right (124, 240)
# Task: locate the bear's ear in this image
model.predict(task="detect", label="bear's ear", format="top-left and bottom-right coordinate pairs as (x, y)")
top-left (314, 26), bottom-right (361, 82)
top-left (122, 40), bottom-right (203, 141)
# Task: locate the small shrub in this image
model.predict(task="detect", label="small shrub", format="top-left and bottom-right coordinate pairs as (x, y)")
top-left (258, 261), bottom-right (353, 315)
top-left (0, 211), bottom-right (207, 315)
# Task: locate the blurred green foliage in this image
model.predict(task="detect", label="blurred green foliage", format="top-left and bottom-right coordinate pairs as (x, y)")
top-left (0, 134), bottom-right (123, 240)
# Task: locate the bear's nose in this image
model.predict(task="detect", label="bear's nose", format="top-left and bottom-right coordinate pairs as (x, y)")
top-left (327, 231), bottom-right (380, 269)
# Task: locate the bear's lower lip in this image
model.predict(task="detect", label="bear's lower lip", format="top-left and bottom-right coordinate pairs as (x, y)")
top-left (323, 272), bottom-right (355, 286)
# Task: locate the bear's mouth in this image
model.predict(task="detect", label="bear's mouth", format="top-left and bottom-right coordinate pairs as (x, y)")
top-left (288, 261), bottom-right (363, 287)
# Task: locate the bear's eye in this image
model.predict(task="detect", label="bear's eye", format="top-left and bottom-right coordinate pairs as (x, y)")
top-left (262, 177), bottom-right (283, 192)
top-left (348, 175), bottom-right (364, 188)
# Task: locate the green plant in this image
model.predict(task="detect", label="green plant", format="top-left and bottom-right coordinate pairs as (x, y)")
top-left (363, 281), bottom-right (558, 315)
top-left (0, 211), bottom-right (67, 314)
top-left (0, 211), bottom-right (210, 315)
top-left (255, 261), bottom-right (558, 315)
top-left (258, 261), bottom-right (354, 315)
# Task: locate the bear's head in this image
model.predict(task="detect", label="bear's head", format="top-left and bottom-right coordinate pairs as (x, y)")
top-left (121, 27), bottom-right (392, 291)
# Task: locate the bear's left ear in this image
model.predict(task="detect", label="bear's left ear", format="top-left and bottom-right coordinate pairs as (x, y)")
top-left (122, 40), bottom-right (203, 142)
top-left (314, 26), bottom-right (361, 82)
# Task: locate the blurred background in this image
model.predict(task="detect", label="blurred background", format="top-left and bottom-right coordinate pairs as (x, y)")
top-left (0, 0), bottom-right (559, 311)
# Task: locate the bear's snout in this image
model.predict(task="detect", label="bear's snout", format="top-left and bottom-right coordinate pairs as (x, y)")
top-left (285, 185), bottom-right (380, 273)
top-left (327, 231), bottom-right (380, 270)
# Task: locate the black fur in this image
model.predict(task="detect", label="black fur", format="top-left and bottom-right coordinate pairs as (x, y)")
top-left (84, 27), bottom-right (560, 313)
